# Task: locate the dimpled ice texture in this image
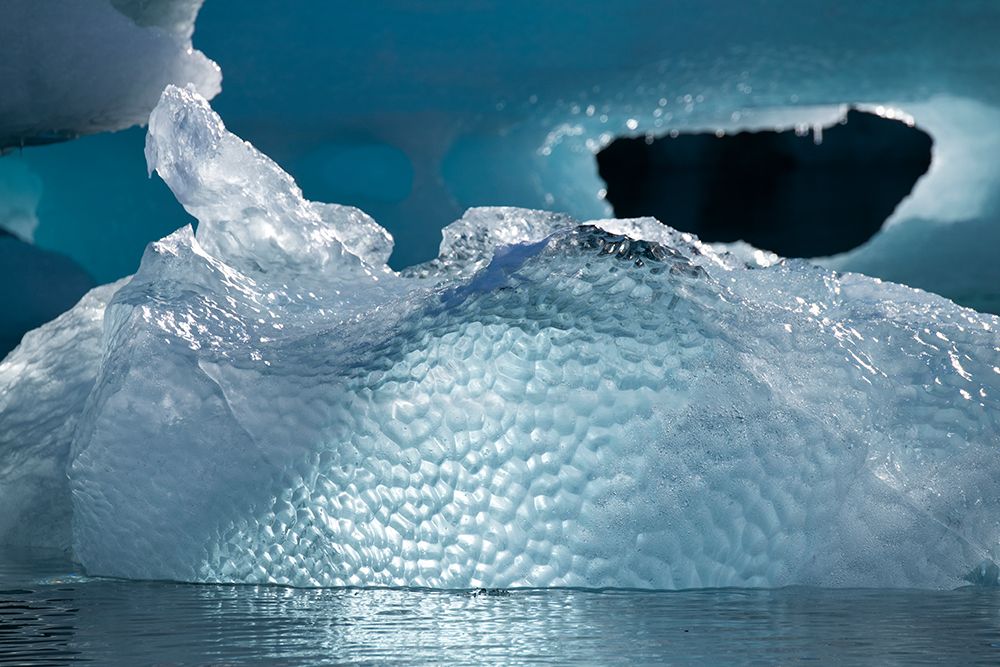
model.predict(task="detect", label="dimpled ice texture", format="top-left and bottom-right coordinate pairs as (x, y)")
top-left (5, 86), bottom-right (1000, 590)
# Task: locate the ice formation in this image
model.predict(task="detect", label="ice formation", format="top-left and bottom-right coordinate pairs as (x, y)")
top-left (3, 87), bottom-right (1000, 590)
top-left (0, 0), bottom-right (219, 149)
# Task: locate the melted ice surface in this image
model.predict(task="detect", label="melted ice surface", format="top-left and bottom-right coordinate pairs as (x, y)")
top-left (4, 87), bottom-right (1000, 590)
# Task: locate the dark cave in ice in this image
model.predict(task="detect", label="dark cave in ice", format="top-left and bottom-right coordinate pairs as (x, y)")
top-left (596, 109), bottom-right (933, 258)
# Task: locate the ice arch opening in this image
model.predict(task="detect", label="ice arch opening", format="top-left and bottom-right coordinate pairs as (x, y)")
top-left (595, 109), bottom-right (933, 258)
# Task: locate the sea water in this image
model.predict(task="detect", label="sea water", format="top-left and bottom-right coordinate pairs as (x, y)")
top-left (3, 547), bottom-right (1000, 666)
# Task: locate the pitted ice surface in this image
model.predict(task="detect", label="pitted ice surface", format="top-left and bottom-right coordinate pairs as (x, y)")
top-left (5, 87), bottom-right (1000, 590)
top-left (0, 280), bottom-right (127, 548)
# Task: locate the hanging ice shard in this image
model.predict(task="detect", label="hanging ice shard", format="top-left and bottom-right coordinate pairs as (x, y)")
top-left (0, 0), bottom-right (220, 150)
top-left (3, 86), bottom-right (999, 590)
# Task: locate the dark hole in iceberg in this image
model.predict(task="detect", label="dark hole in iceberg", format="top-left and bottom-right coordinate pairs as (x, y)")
top-left (596, 109), bottom-right (933, 257)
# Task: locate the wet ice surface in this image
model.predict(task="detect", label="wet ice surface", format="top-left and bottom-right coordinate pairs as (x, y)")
top-left (6, 86), bottom-right (1000, 591)
top-left (2, 548), bottom-right (1000, 666)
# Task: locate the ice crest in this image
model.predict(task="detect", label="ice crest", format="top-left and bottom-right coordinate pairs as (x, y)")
top-left (146, 86), bottom-right (393, 282)
top-left (402, 207), bottom-right (576, 282)
top-left (3, 88), bottom-right (1000, 592)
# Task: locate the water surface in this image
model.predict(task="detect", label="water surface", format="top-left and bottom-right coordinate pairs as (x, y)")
top-left (2, 548), bottom-right (999, 665)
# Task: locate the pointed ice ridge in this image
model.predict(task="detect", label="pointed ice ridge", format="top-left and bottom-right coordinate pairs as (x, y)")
top-left (146, 85), bottom-right (394, 281)
top-left (402, 207), bottom-right (576, 282)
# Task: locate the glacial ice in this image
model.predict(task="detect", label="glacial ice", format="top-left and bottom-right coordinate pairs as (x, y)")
top-left (3, 86), bottom-right (1000, 590)
top-left (0, 0), bottom-right (219, 150)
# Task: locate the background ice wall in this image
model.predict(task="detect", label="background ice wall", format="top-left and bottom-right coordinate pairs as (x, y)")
top-left (3, 1), bottom-right (1000, 335)
top-left (193, 0), bottom-right (1000, 289)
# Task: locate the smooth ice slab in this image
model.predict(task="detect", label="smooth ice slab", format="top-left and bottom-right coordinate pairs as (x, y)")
top-left (4, 87), bottom-right (1000, 590)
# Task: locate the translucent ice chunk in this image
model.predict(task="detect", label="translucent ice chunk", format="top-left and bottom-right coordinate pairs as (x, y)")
top-left (0, 280), bottom-right (126, 548)
top-left (145, 85), bottom-right (393, 282)
top-left (401, 207), bottom-right (576, 282)
top-left (4, 88), bottom-right (1000, 592)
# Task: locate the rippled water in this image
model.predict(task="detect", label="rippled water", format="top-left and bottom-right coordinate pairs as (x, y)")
top-left (2, 548), bottom-right (1000, 665)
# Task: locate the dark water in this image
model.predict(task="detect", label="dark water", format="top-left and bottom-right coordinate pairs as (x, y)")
top-left (2, 549), bottom-right (1000, 666)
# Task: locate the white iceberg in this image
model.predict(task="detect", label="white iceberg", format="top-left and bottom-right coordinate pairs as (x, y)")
top-left (3, 87), bottom-right (999, 591)
top-left (0, 0), bottom-right (219, 149)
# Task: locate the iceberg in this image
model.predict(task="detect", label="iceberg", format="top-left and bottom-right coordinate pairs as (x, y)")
top-left (3, 87), bottom-right (999, 590)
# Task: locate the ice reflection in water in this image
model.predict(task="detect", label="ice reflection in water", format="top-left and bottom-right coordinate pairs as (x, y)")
top-left (2, 548), bottom-right (1000, 666)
